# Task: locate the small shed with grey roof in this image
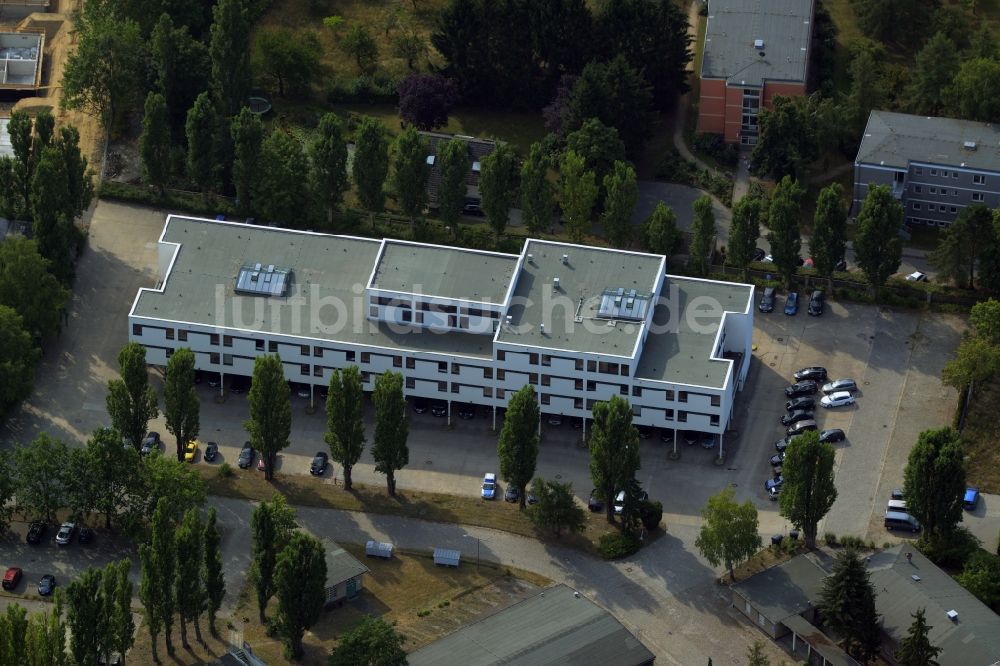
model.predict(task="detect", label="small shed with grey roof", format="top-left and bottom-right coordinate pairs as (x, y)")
top-left (407, 584), bottom-right (655, 666)
top-left (320, 539), bottom-right (369, 608)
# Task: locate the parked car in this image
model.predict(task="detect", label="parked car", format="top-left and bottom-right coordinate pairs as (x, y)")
top-left (821, 379), bottom-right (857, 394)
top-left (905, 271), bottom-right (927, 282)
top-left (785, 396), bottom-right (815, 412)
top-left (230, 376), bottom-right (249, 394)
top-left (203, 441), bottom-right (218, 462)
top-left (571, 417), bottom-right (585, 429)
top-left (207, 372), bottom-right (222, 388)
top-left (78, 527), bottom-right (94, 544)
top-left (636, 425), bottom-right (654, 439)
top-left (765, 476), bottom-right (784, 494)
top-left (794, 367), bottom-right (827, 382)
top-left (784, 380), bottom-right (818, 397)
top-left (964, 487), bottom-right (980, 511)
top-left (55, 522), bottom-right (76, 546)
top-left (37, 574), bottom-right (56, 596)
top-left (237, 442), bottom-right (254, 469)
top-left (774, 436), bottom-right (794, 452)
top-left (547, 414), bottom-right (563, 426)
top-left (310, 451), bottom-right (328, 476)
top-left (504, 486), bottom-right (520, 503)
top-left (885, 511), bottom-right (921, 532)
top-left (781, 410), bottom-right (815, 426)
top-left (835, 258), bottom-right (848, 272)
top-left (613, 489), bottom-right (648, 515)
top-left (295, 383), bottom-right (310, 398)
top-left (770, 452), bottom-right (785, 467)
top-left (26, 521), bottom-right (46, 545)
top-left (891, 488), bottom-right (905, 501)
top-left (753, 248), bottom-right (767, 262)
top-left (526, 490), bottom-right (539, 505)
top-left (184, 440), bottom-right (199, 463)
top-left (819, 428), bottom-right (846, 444)
top-left (660, 428), bottom-right (674, 443)
top-left (412, 397), bottom-right (429, 414)
top-left (140, 431), bottom-right (160, 456)
top-left (456, 403), bottom-right (475, 419)
top-left (786, 420), bottom-right (817, 436)
top-left (807, 291), bottom-right (825, 316)
top-left (481, 473), bottom-right (497, 500)
top-left (784, 291), bottom-right (799, 315)
top-left (2, 567), bottom-right (22, 591)
top-left (821, 391), bottom-right (855, 408)
top-left (758, 287), bottom-right (776, 313)
top-left (588, 490), bottom-right (605, 512)
top-left (430, 400), bottom-right (448, 417)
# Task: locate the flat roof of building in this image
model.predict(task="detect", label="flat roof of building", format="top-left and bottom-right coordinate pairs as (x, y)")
top-left (701, 0), bottom-right (813, 86)
top-left (857, 110), bottom-right (1000, 173)
top-left (635, 276), bottom-right (752, 388)
top-left (495, 240), bottom-right (664, 357)
top-left (130, 217), bottom-right (496, 359)
top-left (408, 584), bottom-right (655, 666)
top-left (731, 551), bottom-right (831, 623)
top-left (368, 239), bottom-right (517, 304)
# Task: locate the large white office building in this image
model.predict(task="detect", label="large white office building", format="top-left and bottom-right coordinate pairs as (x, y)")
top-left (129, 216), bottom-right (754, 450)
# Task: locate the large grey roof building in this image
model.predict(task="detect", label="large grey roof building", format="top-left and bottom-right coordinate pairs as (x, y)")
top-left (853, 111), bottom-right (1000, 227)
top-left (130, 216), bottom-right (753, 449)
top-left (408, 584), bottom-right (655, 666)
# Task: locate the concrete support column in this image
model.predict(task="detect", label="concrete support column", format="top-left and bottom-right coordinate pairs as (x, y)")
top-left (492, 405), bottom-right (497, 431)
top-left (581, 417), bottom-right (587, 444)
top-left (719, 431), bottom-right (725, 459)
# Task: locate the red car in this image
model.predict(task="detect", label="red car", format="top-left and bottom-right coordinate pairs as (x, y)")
top-left (2, 566), bottom-right (22, 591)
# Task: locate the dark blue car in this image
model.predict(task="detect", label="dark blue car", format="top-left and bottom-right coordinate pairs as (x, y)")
top-left (784, 292), bottom-right (799, 315)
top-left (964, 487), bottom-right (980, 510)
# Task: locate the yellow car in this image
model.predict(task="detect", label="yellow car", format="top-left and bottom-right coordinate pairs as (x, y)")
top-left (184, 440), bottom-right (199, 463)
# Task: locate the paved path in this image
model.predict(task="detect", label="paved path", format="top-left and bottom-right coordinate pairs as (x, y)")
top-left (211, 495), bottom-right (790, 665)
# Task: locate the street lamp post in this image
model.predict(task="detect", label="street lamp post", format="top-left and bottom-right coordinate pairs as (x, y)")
top-left (463, 533), bottom-right (482, 570)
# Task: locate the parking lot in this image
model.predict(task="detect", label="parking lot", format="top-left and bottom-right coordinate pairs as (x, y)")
top-left (2, 200), bottom-right (995, 548)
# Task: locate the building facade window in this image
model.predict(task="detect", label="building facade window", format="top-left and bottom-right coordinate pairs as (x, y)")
top-left (300, 344), bottom-right (309, 356)
top-left (529, 353), bottom-right (539, 365)
top-left (361, 352), bottom-right (371, 363)
top-left (211, 334), bottom-right (220, 346)
top-left (483, 368), bottom-right (493, 379)
top-left (313, 366), bottom-right (323, 377)
top-left (438, 361), bottom-right (447, 373)
top-left (256, 340), bottom-right (265, 351)
top-left (914, 185), bottom-right (922, 193)
top-left (973, 192), bottom-right (985, 202)
top-left (406, 358), bottom-right (415, 369)
top-left (224, 335), bottom-right (233, 347)
top-left (268, 340), bottom-right (277, 352)
top-left (210, 352), bottom-right (220, 364)
top-left (587, 360), bottom-right (597, 372)
top-left (300, 364), bottom-right (308, 375)
top-left (393, 356), bottom-right (402, 367)
top-left (406, 377), bottom-right (415, 389)
top-left (346, 351), bottom-right (356, 362)
top-left (497, 350), bottom-right (505, 361)
top-left (313, 346), bottom-right (323, 357)
top-left (223, 354), bottom-right (233, 366)
top-left (632, 386), bottom-right (642, 397)
top-left (679, 391), bottom-right (689, 402)
top-left (132, 324), bottom-right (142, 336)
top-left (974, 174), bottom-right (985, 185)
top-left (678, 411), bottom-right (687, 422)
top-left (711, 395), bottom-right (721, 407)
top-left (166, 328), bottom-right (175, 340)
top-left (483, 387), bottom-right (493, 397)
top-left (542, 355), bottom-right (551, 366)
top-left (541, 394), bottom-right (550, 405)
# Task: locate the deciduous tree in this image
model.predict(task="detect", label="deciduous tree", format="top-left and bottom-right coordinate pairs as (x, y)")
top-left (210, 0), bottom-right (253, 117)
top-left (149, 498), bottom-right (177, 654)
top-left (392, 127), bottom-right (430, 224)
top-left (164, 347), bottom-right (199, 463)
top-left (392, 28), bottom-right (428, 70)
top-left (328, 616), bottom-right (407, 666)
top-left (340, 23), bottom-right (379, 73)
top-left (203, 507), bottom-right (226, 636)
top-left (560, 150), bottom-right (598, 243)
top-left (747, 641), bottom-right (771, 666)
top-left (694, 486), bottom-right (761, 580)
top-left (588, 395), bottom-right (640, 522)
top-left (131, 453), bottom-right (206, 527)
top-left (480, 142), bottom-right (518, 238)
top-left (956, 551), bottom-right (1000, 607)
top-left (186, 92), bottom-right (221, 193)
top-left (643, 201), bottom-right (681, 256)
top-left (252, 27), bottom-right (322, 98)
top-left (231, 107), bottom-right (264, 217)
top-left (930, 204), bottom-right (992, 288)
top-left (174, 508), bottom-right (204, 645)
top-left (810, 183), bottom-right (848, 281)
top-left (602, 160), bottom-right (638, 248)
top-left (951, 58), bottom-right (1000, 122)
top-left (904, 427), bottom-right (966, 543)
top-left (140, 92), bottom-right (171, 194)
top-left (310, 113), bottom-right (349, 222)
top-left (846, 46), bottom-right (884, 140)
top-left (398, 73), bottom-right (458, 130)
top-left (564, 118), bottom-right (626, 192)
top-left (60, 2), bottom-right (145, 131)
top-left (0, 454), bottom-right (13, 537)
top-left (728, 195), bottom-right (764, 279)
top-left (818, 548), bottom-right (881, 662)
top-left (274, 533), bottom-right (327, 660)
top-left (766, 176), bottom-right (804, 287)
top-left (520, 142), bottom-right (554, 234)
top-left (151, 13), bottom-right (211, 134)
top-left (905, 33), bottom-right (959, 116)
top-left (106, 342), bottom-right (159, 451)
top-left (853, 184), bottom-right (903, 292)
top-left (83, 426), bottom-right (141, 529)
top-left (354, 117), bottom-right (390, 227)
top-left (245, 354), bottom-right (292, 481)
top-left (257, 130), bottom-right (311, 226)
top-left (25, 592), bottom-right (67, 665)
top-left (561, 55), bottom-right (653, 150)
top-left (437, 138), bottom-right (468, 232)
top-left (250, 495), bottom-right (296, 624)
top-left (942, 334), bottom-right (1000, 391)
top-left (751, 95), bottom-right (818, 181)
top-left (971, 298), bottom-right (1000, 345)
top-left (0, 306), bottom-right (38, 416)
top-left (497, 385), bottom-right (540, 509)
top-left (325, 365), bottom-right (366, 491)
top-left (0, 235), bottom-right (67, 337)
top-left (107, 559), bottom-right (135, 664)
top-left (778, 431), bottom-right (837, 549)
top-left (527, 478), bottom-right (586, 537)
top-left (65, 568), bottom-right (106, 665)
top-left (689, 195), bottom-right (716, 277)
top-left (372, 371), bottom-right (409, 496)
top-left (12, 433), bottom-right (68, 524)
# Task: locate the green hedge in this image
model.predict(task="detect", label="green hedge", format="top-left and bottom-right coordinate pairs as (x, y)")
top-left (98, 182), bottom-right (237, 218)
top-left (598, 532), bottom-right (641, 560)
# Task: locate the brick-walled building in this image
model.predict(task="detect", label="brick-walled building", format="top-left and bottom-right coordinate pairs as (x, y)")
top-left (697, 0), bottom-right (814, 145)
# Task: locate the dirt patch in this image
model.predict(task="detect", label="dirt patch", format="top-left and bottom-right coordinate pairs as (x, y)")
top-left (961, 376), bottom-right (1000, 494)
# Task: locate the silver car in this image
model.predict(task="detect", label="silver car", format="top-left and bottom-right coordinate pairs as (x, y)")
top-left (821, 379), bottom-right (857, 394)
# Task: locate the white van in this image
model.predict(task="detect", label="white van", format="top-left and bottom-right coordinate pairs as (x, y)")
top-left (886, 499), bottom-right (908, 512)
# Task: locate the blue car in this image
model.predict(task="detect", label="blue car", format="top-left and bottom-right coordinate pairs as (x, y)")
top-left (964, 487), bottom-right (980, 510)
top-left (784, 292), bottom-right (799, 315)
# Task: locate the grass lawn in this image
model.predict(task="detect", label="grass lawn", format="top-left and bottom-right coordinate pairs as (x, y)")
top-left (200, 467), bottom-right (620, 555)
top-left (960, 376), bottom-right (1000, 494)
top-left (128, 549), bottom-right (547, 665)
